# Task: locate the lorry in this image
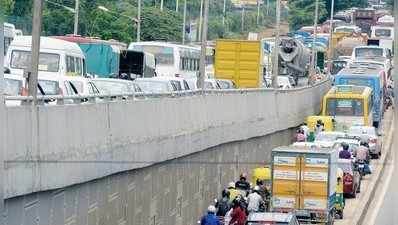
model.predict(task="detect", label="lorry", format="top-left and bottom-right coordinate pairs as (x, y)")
top-left (369, 25), bottom-right (394, 52)
top-left (215, 39), bottom-right (262, 88)
top-left (53, 36), bottom-right (156, 79)
top-left (271, 146), bottom-right (338, 224)
top-left (353, 8), bottom-right (376, 36)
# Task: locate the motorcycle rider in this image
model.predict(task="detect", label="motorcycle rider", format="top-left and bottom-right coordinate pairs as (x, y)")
top-left (356, 141), bottom-right (372, 175)
top-left (227, 182), bottom-right (241, 204)
top-left (339, 143), bottom-right (352, 159)
top-left (229, 199), bottom-right (247, 225)
top-left (235, 173), bottom-right (250, 191)
top-left (201, 205), bottom-right (221, 225)
top-left (247, 186), bottom-right (265, 214)
top-left (216, 189), bottom-right (231, 217)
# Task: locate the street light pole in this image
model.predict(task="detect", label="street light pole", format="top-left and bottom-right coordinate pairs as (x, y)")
top-left (256, 0), bottom-right (260, 25)
top-left (222, 0), bottom-right (227, 26)
top-left (241, 6), bottom-right (245, 32)
top-left (176, 0), bottom-right (179, 12)
top-left (137, 0), bottom-right (141, 42)
top-left (182, 0), bottom-right (187, 44)
top-left (310, 0), bottom-right (319, 81)
top-left (266, 0), bottom-right (269, 16)
top-left (73, 0), bottom-right (79, 35)
top-left (160, 0), bottom-right (164, 11)
top-left (327, 0), bottom-right (335, 73)
top-left (29, 0), bottom-right (44, 105)
top-left (272, 0), bottom-right (281, 89)
top-left (198, 0), bottom-right (204, 41)
top-left (198, 0), bottom-right (209, 89)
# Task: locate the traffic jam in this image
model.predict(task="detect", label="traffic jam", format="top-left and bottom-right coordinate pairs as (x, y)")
top-left (199, 5), bottom-right (394, 225)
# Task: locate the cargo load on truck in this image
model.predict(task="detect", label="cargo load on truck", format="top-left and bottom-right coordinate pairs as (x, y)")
top-left (215, 39), bottom-right (262, 88)
top-left (271, 146), bottom-right (338, 224)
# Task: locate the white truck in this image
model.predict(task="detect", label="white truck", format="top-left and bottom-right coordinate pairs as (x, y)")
top-left (370, 26), bottom-right (394, 52)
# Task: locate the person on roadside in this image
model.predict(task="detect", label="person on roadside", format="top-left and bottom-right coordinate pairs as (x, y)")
top-left (201, 205), bottom-right (221, 225)
top-left (339, 143), bottom-right (352, 159)
top-left (247, 186), bottom-right (265, 214)
top-left (216, 189), bottom-right (231, 217)
top-left (235, 173), bottom-right (250, 191)
top-left (227, 182), bottom-right (241, 204)
top-left (229, 199), bottom-right (247, 225)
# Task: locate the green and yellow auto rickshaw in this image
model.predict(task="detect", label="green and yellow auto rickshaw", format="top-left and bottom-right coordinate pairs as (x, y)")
top-left (335, 168), bottom-right (345, 219)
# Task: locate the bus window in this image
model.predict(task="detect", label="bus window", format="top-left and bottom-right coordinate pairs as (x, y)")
top-left (141, 46), bottom-right (174, 65)
top-left (66, 56), bottom-right (76, 73)
top-left (11, 50), bottom-right (60, 72)
top-left (326, 99), bottom-right (364, 116)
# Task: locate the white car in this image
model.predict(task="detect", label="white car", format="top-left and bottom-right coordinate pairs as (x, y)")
top-left (278, 76), bottom-right (295, 89)
top-left (134, 77), bottom-right (177, 93)
top-left (185, 78), bottom-right (221, 90)
top-left (348, 125), bottom-right (381, 158)
top-left (92, 78), bottom-right (137, 96)
top-left (315, 131), bottom-right (346, 147)
top-left (4, 73), bottom-right (24, 106)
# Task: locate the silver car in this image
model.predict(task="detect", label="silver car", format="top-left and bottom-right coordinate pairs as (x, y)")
top-left (348, 125), bottom-right (381, 158)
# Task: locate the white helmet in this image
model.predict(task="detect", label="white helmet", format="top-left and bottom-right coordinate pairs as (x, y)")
top-left (208, 205), bottom-right (216, 213)
top-left (228, 182), bottom-right (235, 188)
top-left (254, 186), bottom-right (260, 191)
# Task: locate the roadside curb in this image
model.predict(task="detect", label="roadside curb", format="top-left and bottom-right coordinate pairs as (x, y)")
top-left (352, 112), bottom-right (395, 225)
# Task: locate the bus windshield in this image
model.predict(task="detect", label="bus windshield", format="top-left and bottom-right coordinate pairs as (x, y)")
top-left (131, 45), bottom-right (174, 65)
top-left (11, 50), bottom-right (60, 72)
top-left (326, 98), bottom-right (364, 116)
top-left (355, 48), bottom-right (383, 58)
top-left (375, 29), bottom-right (392, 37)
top-left (340, 78), bottom-right (375, 89)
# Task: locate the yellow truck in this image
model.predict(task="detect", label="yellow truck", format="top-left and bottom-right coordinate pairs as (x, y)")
top-left (271, 146), bottom-right (338, 225)
top-left (215, 39), bottom-right (262, 88)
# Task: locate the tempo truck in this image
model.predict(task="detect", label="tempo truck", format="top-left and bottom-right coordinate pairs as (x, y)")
top-left (271, 146), bottom-right (338, 225)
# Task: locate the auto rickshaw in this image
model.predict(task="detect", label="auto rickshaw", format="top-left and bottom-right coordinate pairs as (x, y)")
top-left (306, 116), bottom-right (335, 132)
top-left (335, 168), bottom-right (345, 219)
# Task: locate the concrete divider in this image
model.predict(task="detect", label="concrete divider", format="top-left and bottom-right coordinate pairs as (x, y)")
top-left (4, 80), bottom-right (331, 199)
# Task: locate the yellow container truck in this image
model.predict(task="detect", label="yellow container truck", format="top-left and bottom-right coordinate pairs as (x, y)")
top-left (215, 39), bottom-right (262, 88)
top-left (271, 146), bottom-right (338, 225)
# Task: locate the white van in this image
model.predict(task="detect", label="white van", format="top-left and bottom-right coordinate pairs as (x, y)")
top-left (5, 36), bottom-right (86, 77)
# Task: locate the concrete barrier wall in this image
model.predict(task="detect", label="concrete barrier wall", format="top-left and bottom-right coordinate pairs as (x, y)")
top-left (4, 128), bottom-right (295, 225)
top-left (4, 80), bottom-right (331, 199)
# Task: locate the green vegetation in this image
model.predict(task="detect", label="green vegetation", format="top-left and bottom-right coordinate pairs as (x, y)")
top-left (3, 0), bottom-right (277, 44)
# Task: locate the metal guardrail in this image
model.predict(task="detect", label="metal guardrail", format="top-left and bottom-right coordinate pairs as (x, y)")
top-left (4, 78), bottom-right (331, 106)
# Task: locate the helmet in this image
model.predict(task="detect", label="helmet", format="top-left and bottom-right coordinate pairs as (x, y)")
top-left (360, 140), bottom-right (367, 146)
top-left (240, 173), bottom-right (247, 180)
top-left (222, 189), bottom-right (230, 198)
top-left (342, 142), bottom-right (349, 151)
top-left (253, 186), bottom-right (260, 191)
top-left (208, 205), bottom-right (216, 213)
top-left (228, 182), bottom-right (235, 188)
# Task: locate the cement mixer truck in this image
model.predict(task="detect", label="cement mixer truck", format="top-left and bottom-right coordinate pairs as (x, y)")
top-left (277, 37), bottom-right (311, 83)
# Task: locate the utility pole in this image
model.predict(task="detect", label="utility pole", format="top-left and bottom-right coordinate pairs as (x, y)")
top-left (272, 0), bottom-right (281, 89)
top-left (198, 0), bottom-right (209, 89)
top-left (160, 0), bottom-right (164, 11)
top-left (137, 0), bottom-right (141, 42)
top-left (29, 0), bottom-right (44, 105)
top-left (241, 6), bottom-right (245, 32)
top-left (310, 0), bottom-right (319, 81)
top-left (73, 0), bottom-right (79, 35)
top-left (182, 0), bottom-right (187, 44)
top-left (266, 0), bottom-right (269, 16)
top-left (256, 0), bottom-right (260, 25)
top-left (176, 0), bottom-right (179, 12)
top-left (0, 10), bottom-right (5, 217)
top-left (222, 0), bottom-right (227, 26)
top-left (198, 0), bottom-right (204, 41)
top-left (327, 0), bottom-right (335, 73)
